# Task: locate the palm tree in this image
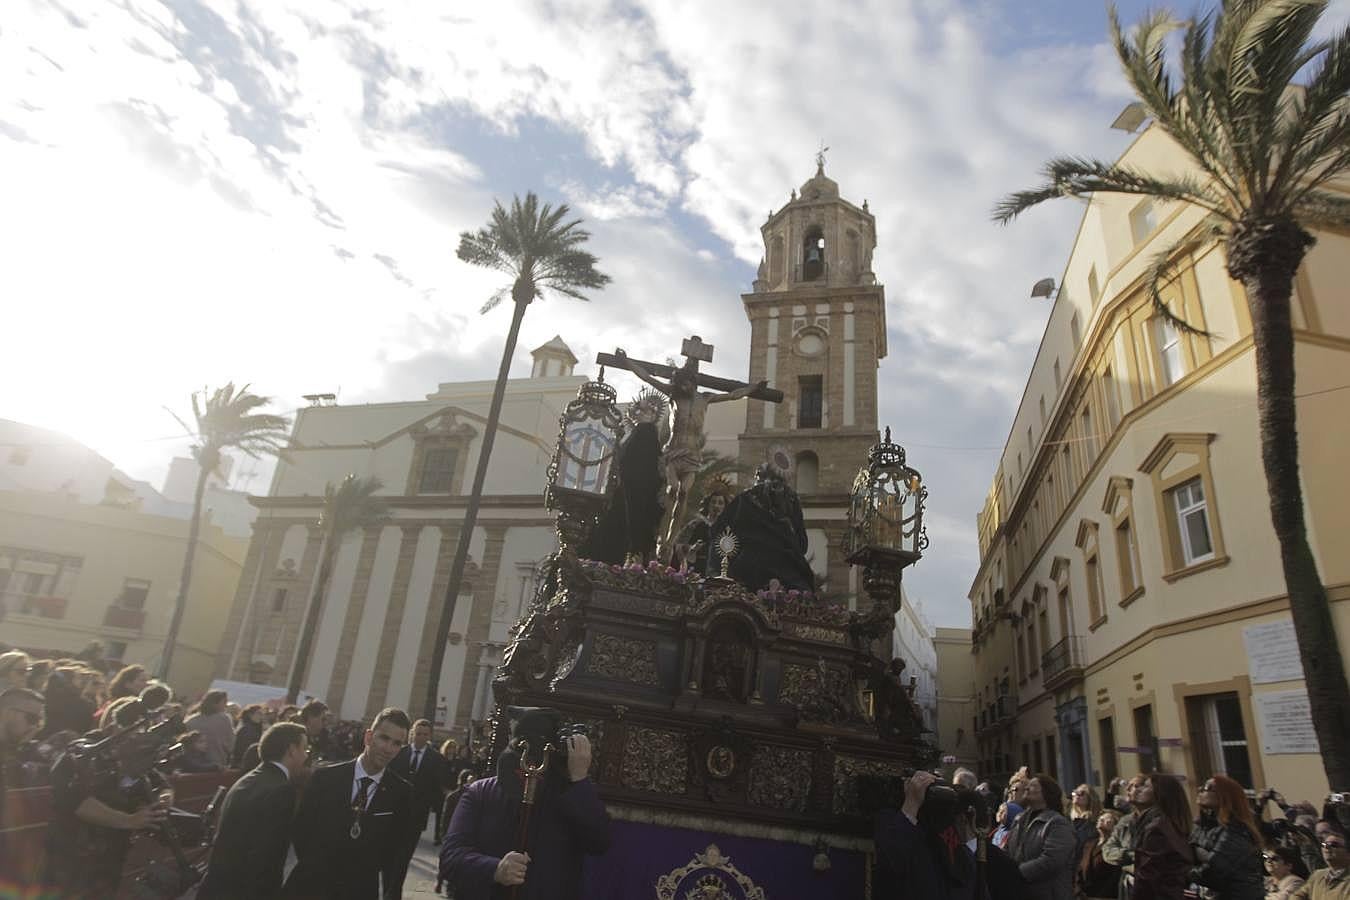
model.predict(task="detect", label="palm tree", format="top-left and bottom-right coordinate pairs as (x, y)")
top-left (421, 193), bottom-right (610, 720)
top-left (161, 384), bottom-right (289, 680)
top-left (286, 474), bottom-right (387, 703)
top-left (994, 0), bottom-right (1350, 786)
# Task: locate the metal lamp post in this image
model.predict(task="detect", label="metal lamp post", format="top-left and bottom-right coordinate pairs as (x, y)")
top-left (844, 427), bottom-right (929, 638)
top-left (545, 370), bottom-right (625, 555)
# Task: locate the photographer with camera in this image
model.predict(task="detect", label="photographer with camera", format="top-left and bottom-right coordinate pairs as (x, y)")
top-left (41, 700), bottom-right (178, 897)
top-left (441, 706), bottom-right (610, 900)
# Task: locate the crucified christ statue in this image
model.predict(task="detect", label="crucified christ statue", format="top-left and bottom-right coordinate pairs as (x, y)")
top-left (598, 336), bottom-right (783, 560)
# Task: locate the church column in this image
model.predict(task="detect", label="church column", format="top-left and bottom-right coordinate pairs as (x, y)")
top-left (272, 525), bottom-right (325, 688)
top-left (843, 301), bottom-right (857, 428)
top-left (364, 525), bottom-right (424, 718)
top-left (448, 526), bottom-right (509, 731)
top-left (216, 519), bottom-right (275, 681)
top-left (325, 525), bottom-right (383, 710)
top-left (764, 308), bottom-right (779, 430)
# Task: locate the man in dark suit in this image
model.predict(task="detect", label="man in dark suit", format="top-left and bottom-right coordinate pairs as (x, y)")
top-left (283, 707), bottom-right (413, 900)
top-left (388, 718), bottom-right (448, 889)
top-left (198, 722), bottom-right (308, 900)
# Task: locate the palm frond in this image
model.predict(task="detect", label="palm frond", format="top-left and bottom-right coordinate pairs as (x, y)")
top-left (1274, 27), bottom-right (1350, 202)
top-left (1141, 216), bottom-right (1229, 337)
top-left (321, 474), bottom-right (388, 535)
top-left (993, 157), bottom-right (1228, 224)
top-left (458, 190), bottom-right (610, 313)
top-left (1295, 189), bottom-right (1350, 229)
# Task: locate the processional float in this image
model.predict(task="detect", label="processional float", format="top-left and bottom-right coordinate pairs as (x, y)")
top-left (490, 335), bottom-right (933, 899)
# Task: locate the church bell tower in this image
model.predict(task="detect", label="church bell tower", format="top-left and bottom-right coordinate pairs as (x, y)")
top-left (739, 161), bottom-right (886, 497)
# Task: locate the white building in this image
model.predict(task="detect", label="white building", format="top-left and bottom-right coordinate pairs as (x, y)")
top-left (892, 588), bottom-right (938, 735)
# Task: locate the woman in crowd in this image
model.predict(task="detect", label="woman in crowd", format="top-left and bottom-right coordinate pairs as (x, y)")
top-left (1077, 808), bottom-right (1122, 899)
top-left (173, 730), bottom-right (224, 773)
top-left (231, 704), bottom-right (266, 766)
top-left (1132, 773), bottom-right (1195, 900)
top-left (40, 666), bottom-right (96, 736)
top-left (1188, 774), bottom-right (1265, 899)
top-left (0, 650), bottom-right (32, 690)
top-left (184, 689), bottom-right (234, 768)
top-left (1007, 774), bottom-right (1076, 900)
top-left (1070, 783), bottom-right (1103, 858)
top-left (1262, 846), bottom-right (1307, 900)
top-left (994, 801), bottom-right (1024, 849)
top-left (1080, 809), bottom-right (1123, 899)
top-left (96, 663), bottom-right (149, 721)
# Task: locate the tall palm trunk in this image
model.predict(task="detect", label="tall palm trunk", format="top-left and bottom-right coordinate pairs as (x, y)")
top-left (159, 463), bottom-right (210, 679)
top-left (287, 530), bottom-right (334, 703)
top-left (422, 285), bottom-right (530, 721)
top-left (1230, 219), bottom-right (1350, 790)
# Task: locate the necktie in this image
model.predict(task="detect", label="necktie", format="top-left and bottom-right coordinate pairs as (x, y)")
top-left (412, 749), bottom-right (421, 774)
top-left (350, 776), bottom-right (373, 839)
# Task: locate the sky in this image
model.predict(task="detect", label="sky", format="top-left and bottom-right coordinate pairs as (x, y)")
top-left (3, 0), bottom-right (1346, 628)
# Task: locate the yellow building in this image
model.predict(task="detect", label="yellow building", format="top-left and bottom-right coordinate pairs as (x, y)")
top-left (935, 627), bottom-right (978, 778)
top-left (0, 423), bottom-right (247, 697)
top-left (967, 119), bottom-right (1350, 803)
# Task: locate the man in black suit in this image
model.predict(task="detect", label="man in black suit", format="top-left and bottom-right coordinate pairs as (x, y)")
top-left (388, 718), bottom-right (448, 890)
top-left (283, 707), bottom-right (413, 900)
top-left (198, 722), bottom-right (308, 900)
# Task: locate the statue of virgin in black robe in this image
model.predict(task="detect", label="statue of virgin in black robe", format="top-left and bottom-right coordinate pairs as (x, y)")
top-left (579, 408), bottom-right (664, 564)
top-left (707, 464), bottom-right (816, 591)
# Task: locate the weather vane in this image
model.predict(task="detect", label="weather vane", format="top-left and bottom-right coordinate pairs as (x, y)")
top-left (815, 140), bottom-right (829, 172)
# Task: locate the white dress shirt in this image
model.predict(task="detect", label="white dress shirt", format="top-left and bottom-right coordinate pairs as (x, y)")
top-left (351, 756), bottom-right (385, 808)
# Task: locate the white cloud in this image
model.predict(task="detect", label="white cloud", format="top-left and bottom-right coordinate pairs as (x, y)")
top-left (8, 0), bottom-right (1344, 625)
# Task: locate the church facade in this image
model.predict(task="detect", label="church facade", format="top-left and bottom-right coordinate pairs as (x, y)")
top-left (213, 164), bottom-right (896, 730)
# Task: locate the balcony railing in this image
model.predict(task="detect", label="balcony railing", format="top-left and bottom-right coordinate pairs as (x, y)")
top-left (1042, 636), bottom-right (1085, 689)
top-left (104, 604), bottom-right (147, 631)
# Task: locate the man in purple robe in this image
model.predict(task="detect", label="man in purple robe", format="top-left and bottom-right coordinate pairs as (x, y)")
top-left (440, 707), bottom-right (609, 900)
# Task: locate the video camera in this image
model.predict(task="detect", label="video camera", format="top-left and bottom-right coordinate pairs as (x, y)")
top-left (854, 770), bottom-right (991, 829)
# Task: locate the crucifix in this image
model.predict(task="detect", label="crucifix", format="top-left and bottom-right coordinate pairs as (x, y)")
top-left (815, 140), bottom-right (830, 173)
top-left (597, 336), bottom-right (784, 559)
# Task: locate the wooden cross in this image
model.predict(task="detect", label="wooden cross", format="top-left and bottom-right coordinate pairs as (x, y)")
top-left (596, 335), bottom-right (784, 404)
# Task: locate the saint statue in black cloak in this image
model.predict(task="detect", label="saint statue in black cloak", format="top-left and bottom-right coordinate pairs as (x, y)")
top-left (579, 390), bottom-right (666, 564)
top-left (707, 464), bottom-right (816, 592)
top-left (671, 475), bottom-right (735, 574)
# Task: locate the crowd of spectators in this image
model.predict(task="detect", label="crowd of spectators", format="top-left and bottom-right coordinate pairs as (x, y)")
top-left (878, 763), bottom-right (1349, 900)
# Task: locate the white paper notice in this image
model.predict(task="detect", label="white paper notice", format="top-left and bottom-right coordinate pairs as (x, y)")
top-left (1243, 620), bottom-right (1303, 684)
top-left (1254, 690), bottom-right (1320, 755)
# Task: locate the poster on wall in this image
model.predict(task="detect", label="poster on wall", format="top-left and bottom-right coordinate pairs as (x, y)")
top-left (1243, 620), bottom-right (1304, 684)
top-left (1254, 690), bottom-right (1320, 755)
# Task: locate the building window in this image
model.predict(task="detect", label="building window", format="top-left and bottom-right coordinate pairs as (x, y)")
top-left (271, 587), bottom-right (289, 613)
top-left (798, 375), bottom-right (823, 429)
top-left (1017, 632), bottom-right (1027, 682)
top-left (117, 578), bottom-right (151, 610)
top-left (795, 451), bottom-right (819, 494)
top-left (1076, 520), bottom-right (1106, 626)
top-left (1185, 691), bottom-right (1255, 788)
top-left (1045, 734), bottom-right (1058, 782)
top-left (1026, 615), bottom-right (1039, 675)
top-left (1103, 476), bottom-right (1143, 604)
top-left (1173, 477), bottom-right (1214, 565)
top-left (1155, 319), bottom-right (1185, 386)
top-left (1140, 433), bottom-right (1226, 579)
top-left (1133, 704), bottom-right (1158, 772)
top-left (1070, 312), bottom-right (1082, 348)
top-left (1086, 553), bottom-right (1105, 622)
top-left (1038, 396), bottom-right (1047, 428)
top-left (1129, 199), bottom-right (1158, 245)
top-left (801, 226), bottom-right (825, 281)
top-left (1115, 519), bottom-right (1140, 594)
top-left (1053, 358), bottom-right (1062, 390)
top-left (1103, 367), bottom-right (1121, 428)
top-left (1032, 738), bottom-right (1044, 773)
top-left (418, 447), bottom-right (459, 494)
top-left (1098, 716), bottom-right (1118, 782)
top-left (1088, 266), bottom-right (1101, 306)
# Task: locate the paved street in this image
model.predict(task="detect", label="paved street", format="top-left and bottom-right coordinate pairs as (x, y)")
top-left (402, 822), bottom-right (444, 897)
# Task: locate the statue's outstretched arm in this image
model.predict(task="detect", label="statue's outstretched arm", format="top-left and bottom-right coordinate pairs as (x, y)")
top-left (621, 353), bottom-right (670, 394)
top-left (707, 380), bottom-right (768, 404)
